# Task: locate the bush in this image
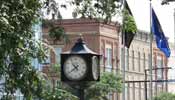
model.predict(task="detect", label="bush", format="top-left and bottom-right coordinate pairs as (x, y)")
top-left (153, 92), bottom-right (175, 100)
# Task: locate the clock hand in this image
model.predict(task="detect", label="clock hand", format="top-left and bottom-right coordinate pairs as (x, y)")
top-left (69, 64), bottom-right (79, 73)
top-left (70, 59), bottom-right (80, 71)
top-left (71, 59), bottom-right (79, 70)
top-left (71, 59), bottom-right (77, 68)
top-left (74, 65), bottom-right (79, 70)
top-left (69, 67), bottom-right (77, 73)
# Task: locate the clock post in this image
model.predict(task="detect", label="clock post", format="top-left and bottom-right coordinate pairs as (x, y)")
top-left (61, 37), bottom-right (101, 100)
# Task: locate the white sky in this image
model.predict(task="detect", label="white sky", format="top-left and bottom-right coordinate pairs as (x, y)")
top-left (60, 0), bottom-right (175, 42)
top-left (127, 0), bottom-right (175, 43)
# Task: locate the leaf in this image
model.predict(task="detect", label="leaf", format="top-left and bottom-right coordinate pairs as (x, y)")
top-left (85, 72), bottom-right (122, 100)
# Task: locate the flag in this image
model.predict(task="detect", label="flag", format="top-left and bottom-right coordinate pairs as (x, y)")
top-left (151, 8), bottom-right (171, 57)
top-left (122, 0), bottom-right (136, 48)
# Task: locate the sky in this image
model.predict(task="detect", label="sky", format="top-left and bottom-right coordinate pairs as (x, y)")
top-left (59, 0), bottom-right (175, 43)
top-left (127, 0), bottom-right (175, 43)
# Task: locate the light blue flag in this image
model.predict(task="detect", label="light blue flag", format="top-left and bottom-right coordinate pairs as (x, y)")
top-left (152, 8), bottom-right (171, 57)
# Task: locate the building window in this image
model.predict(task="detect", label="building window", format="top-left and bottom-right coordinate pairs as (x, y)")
top-left (15, 90), bottom-right (24, 100)
top-left (139, 83), bottom-right (141, 100)
top-left (126, 49), bottom-right (129, 71)
top-left (100, 46), bottom-right (105, 71)
top-left (125, 84), bottom-right (128, 100)
top-left (105, 47), bottom-right (112, 72)
top-left (133, 83), bottom-right (135, 100)
top-left (132, 50), bottom-right (135, 71)
top-left (107, 92), bottom-right (113, 100)
top-left (138, 52), bottom-right (141, 72)
top-left (143, 53), bottom-right (146, 71)
top-left (114, 46), bottom-right (118, 70)
top-left (157, 56), bottom-right (163, 80)
top-left (54, 47), bottom-right (62, 64)
top-left (148, 53), bottom-right (151, 70)
top-left (32, 58), bottom-right (42, 71)
top-left (128, 83), bottom-right (130, 100)
top-left (125, 83), bottom-right (130, 100)
top-left (44, 49), bottom-right (51, 64)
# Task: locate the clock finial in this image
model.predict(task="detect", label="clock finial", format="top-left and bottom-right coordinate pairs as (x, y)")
top-left (77, 34), bottom-right (84, 43)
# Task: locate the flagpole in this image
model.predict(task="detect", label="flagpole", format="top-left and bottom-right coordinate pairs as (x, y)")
top-left (149, 0), bottom-right (153, 100)
top-left (174, 8), bottom-right (175, 50)
top-left (121, 0), bottom-right (126, 100)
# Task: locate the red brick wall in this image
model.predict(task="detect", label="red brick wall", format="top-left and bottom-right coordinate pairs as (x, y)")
top-left (62, 34), bottom-right (100, 53)
top-left (42, 19), bottom-right (120, 92)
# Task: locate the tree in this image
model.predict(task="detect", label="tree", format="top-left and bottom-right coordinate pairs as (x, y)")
top-left (72, 0), bottom-right (121, 23)
top-left (42, 64), bottom-right (78, 100)
top-left (44, 88), bottom-right (78, 100)
top-left (0, 0), bottom-right (53, 99)
top-left (42, 19), bottom-right (69, 43)
top-left (0, 0), bottom-right (72, 99)
top-left (153, 92), bottom-right (175, 100)
top-left (0, 0), bottom-right (44, 98)
top-left (85, 72), bottom-right (122, 100)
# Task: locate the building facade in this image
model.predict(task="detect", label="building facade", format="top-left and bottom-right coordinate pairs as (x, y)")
top-left (167, 42), bottom-right (175, 93)
top-left (42, 19), bottom-right (168, 100)
top-left (123, 30), bottom-right (169, 100)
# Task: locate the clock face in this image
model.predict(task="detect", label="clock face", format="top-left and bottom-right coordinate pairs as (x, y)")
top-left (92, 56), bottom-right (99, 80)
top-left (63, 55), bottom-right (87, 81)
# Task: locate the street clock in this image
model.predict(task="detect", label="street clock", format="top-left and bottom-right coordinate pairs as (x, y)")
top-left (61, 37), bottom-right (100, 82)
top-left (63, 55), bottom-right (87, 81)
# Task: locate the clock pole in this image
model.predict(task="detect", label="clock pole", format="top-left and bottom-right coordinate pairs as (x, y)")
top-left (79, 87), bottom-right (85, 100)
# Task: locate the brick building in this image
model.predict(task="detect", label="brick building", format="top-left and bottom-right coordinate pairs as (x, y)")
top-left (42, 18), bottom-right (120, 99)
top-left (42, 18), bottom-right (168, 100)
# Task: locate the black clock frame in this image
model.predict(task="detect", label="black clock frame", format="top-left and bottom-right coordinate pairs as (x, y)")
top-left (61, 54), bottom-right (100, 82)
top-left (61, 37), bottom-right (101, 82)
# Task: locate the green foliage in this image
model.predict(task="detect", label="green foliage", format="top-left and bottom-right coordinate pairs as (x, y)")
top-left (44, 87), bottom-right (78, 100)
top-left (43, 64), bottom-right (78, 100)
top-left (72, 0), bottom-right (137, 33)
top-left (42, 0), bottom-right (70, 43)
top-left (43, 0), bottom-right (68, 19)
top-left (0, 0), bottom-right (70, 98)
top-left (49, 26), bottom-right (69, 42)
top-left (49, 26), bottom-right (64, 39)
top-left (44, 64), bottom-right (123, 100)
top-left (85, 72), bottom-right (122, 100)
top-left (153, 92), bottom-right (175, 100)
top-left (42, 19), bottom-right (69, 43)
top-left (0, 0), bottom-right (49, 99)
top-left (123, 9), bottom-right (137, 34)
top-left (43, 64), bottom-right (122, 100)
top-left (72, 0), bottom-right (121, 23)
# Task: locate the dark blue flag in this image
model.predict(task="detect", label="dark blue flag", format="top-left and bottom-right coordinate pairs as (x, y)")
top-left (152, 8), bottom-right (171, 57)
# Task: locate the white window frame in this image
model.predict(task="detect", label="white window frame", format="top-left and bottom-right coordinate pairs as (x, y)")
top-left (105, 44), bottom-right (112, 72)
top-left (54, 47), bottom-right (62, 64)
top-left (157, 56), bottom-right (163, 80)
